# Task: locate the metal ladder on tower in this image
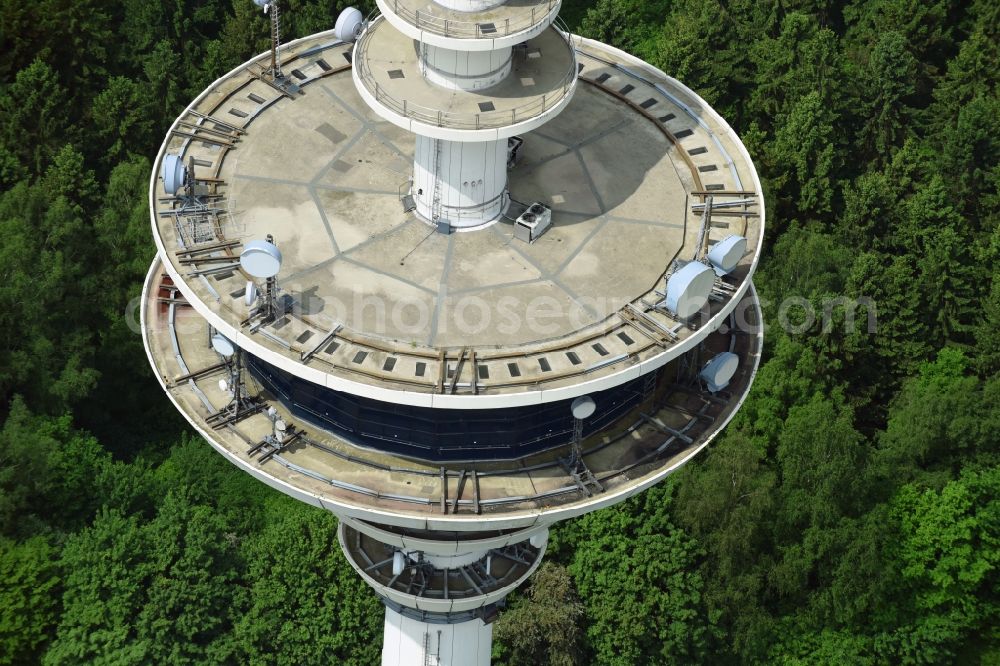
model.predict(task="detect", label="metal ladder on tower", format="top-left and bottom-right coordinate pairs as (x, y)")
top-left (430, 138), bottom-right (443, 223)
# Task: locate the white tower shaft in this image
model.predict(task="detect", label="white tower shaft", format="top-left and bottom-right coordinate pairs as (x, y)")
top-left (413, 136), bottom-right (508, 227)
top-left (420, 44), bottom-right (513, 91)
top-left (383, 611), bottom-right (492, 666)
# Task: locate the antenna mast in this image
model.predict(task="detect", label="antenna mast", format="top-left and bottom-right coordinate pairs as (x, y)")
top-left (254, 0), bottom-right (283, 79)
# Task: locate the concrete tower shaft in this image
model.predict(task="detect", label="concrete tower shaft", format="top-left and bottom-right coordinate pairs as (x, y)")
top-left (412, 136), bottom-right (508, 226)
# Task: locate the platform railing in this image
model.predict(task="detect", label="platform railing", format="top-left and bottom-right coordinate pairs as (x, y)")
top-left (355, 16), bottom-right (577, 131)
top-left (388, 0), bottom-right (560, 39)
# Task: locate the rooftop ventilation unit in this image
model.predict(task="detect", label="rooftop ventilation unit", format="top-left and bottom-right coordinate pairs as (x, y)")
top-left (514, 202), bottom-right (552, 243)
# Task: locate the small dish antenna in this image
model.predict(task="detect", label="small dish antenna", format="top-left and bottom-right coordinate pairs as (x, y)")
top-left (245, 281), bottom-right (258, 306)
top-left (707, 235), bottom-right (748, 276)
top-left (665, 262), bottom-right (714, 320)
top-left (392, 551), bottom-right (405, 576)
top-left (570, 395), bottom-right (596, 420)
top-left (240, 239), bottom-right (282, 278)
top-left (211, 333), bottom-right (236, 358)
top-left (218, 379), bottom-right (229, 393)
top-left (162, 154), bottom-right (187, 195)
top-left (529, 529), bottom-right (549, 550)
top-left (242, 235), bottom-right (283, 326)
top-left (274, 419), bottom-right (287, 436)
top-left (699, 352), bottom-right (739, 392)
top-left (335, 7), bottom-right (364, 42)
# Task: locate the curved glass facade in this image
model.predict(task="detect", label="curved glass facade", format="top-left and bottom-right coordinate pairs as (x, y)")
top-left (245, 353), bottom-right (656, 462)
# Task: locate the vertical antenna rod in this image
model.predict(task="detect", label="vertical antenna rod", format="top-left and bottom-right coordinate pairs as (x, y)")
top-left (253, 0), bottom-right (283, 79)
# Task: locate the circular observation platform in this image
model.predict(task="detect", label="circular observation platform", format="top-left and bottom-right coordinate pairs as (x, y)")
top-left (148, 31), bottom-right (763, 413)
top-left (376, 0), bottom-right (562, 49)
top-left (353, 16), bottom-right (577, 140)
top-left (339, 522), bottom-right (545, 612)
top-left (142, 253), bottom-right (763, 529)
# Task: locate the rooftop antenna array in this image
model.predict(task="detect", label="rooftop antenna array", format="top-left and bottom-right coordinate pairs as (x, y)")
top-left (253, 0), bottom-right (284, 79)
top-left (161, 153), bottom-right (229, 246)
top-left (560, 396), bottom-right (604, 496)
top-left (240, 234), bottom-right (282, 329)
top-left (211, 332), bottom-right (252, 415)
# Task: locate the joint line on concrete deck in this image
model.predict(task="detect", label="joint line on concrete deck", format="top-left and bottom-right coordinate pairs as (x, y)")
top-left (426, 232), bottom-right (456, 345)
top-left (309, 125), bottom-right (370, 187)
top-left (319, 83), bottom-right (409, 160)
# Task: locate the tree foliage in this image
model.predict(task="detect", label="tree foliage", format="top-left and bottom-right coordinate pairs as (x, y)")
top-left (0, 0), bottom-right (997, 663)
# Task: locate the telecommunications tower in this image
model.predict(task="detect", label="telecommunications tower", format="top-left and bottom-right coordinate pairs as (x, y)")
top-left (142, 0), bottom-right (765, 663)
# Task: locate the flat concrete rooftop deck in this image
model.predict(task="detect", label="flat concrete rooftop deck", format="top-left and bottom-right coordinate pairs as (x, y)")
top-left (151, 31), bottom-right (762, 401)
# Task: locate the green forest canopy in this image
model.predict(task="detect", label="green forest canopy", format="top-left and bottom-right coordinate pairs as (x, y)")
top-left (0, 0), bottom-right (998, 664)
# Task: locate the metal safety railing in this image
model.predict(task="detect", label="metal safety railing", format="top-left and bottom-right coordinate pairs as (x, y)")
top-left (388, 0), bottom-right (560, 39)
top-left (355, 16), bottom-right (577, 131)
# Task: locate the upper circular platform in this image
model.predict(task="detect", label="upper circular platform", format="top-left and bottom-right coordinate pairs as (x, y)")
top-left (148, 31), bottom-right (763, 409)
top-left (376, 0), bottom-right (561, 49)
top-left (353, 16), bottom-right (577, 140)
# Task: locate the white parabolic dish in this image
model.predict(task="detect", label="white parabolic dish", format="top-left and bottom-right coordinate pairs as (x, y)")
top-left (161, 154), bottom-right (186, 195)
top-left (570, 395), bottom-right (597, 419)
top-left (665, 261), bottom-right (715, 320)
top-left (700, 352), bottom-right (740, 392)
top-left (211, 333), bottom-right (236, 357)
top-left (335, 7), bottom-right (364, 43)
top-left (240, 240), bottom-right (283, 279)
top-left (707, 235), bottom-right (748, 276)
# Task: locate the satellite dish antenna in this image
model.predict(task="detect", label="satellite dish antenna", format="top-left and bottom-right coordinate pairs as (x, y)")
top-left (699, 352), bottom-right (739, 392)
top-left (707, 235), bottom-right (748, 276)
top-left (392, 551), bottom-right (405, 576)
top-left (218, 379), bottom-right (229, 393)
top-left (570, 396), bottom-right (596, 420)
top-left (665, 262), bottom-right (714, 319)
top-left (529, 529), bottom-right (549, 550)
top-left (240, 240), bottom-right (283, 278)
top-left (211, 333), bottom-right (236, 357)
top-left (162, 154), bottom-right (187, 195)
top-left (245, 281), bottom-right (258, 306)
top-left (335, 7), bottom-right (364, 42)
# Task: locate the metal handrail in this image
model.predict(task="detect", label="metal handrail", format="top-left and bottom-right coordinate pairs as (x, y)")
top-left (390, 0), bottom-right (560, 39)
top-left (355, 16), bottom-right (577, 131)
